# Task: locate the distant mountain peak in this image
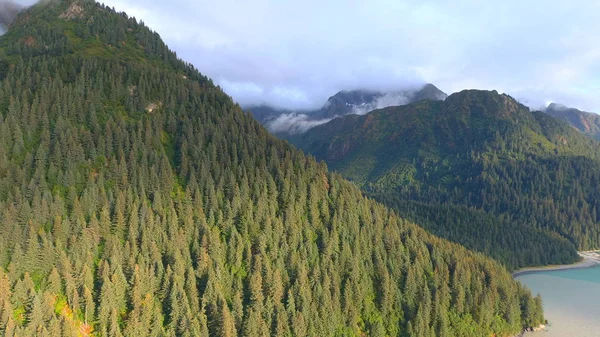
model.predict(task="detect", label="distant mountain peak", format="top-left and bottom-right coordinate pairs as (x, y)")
top-left (316, 83), bottom-right (448, 119)
top-left (414, 83), bottom-right (448, 101)
top-left (324, 89), bottom-right (381, 108)
top-left (444, 90), bottom-right (525, 116)
top-left (325, 83), bottom-right (447, 107)
top-left (247, 84), bottom-right (448, 133)
top-left (547, 102), bottom-right (568, 111)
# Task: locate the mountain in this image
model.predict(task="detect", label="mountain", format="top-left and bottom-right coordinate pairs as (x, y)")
top-left (247, 84), bottom-right (447, 134)
top-left (413, 83), bottom-right (449, 102)
top-left (316, 89), bottom-right (387, 119)
top-left (314, 84), bottom-right (448, 120)
top-left (545, 103), bottom-right (600, 140)
top-left (0, 1), bottom-right (543, 336)
top-left (291, 90), bottom-right (600, 269)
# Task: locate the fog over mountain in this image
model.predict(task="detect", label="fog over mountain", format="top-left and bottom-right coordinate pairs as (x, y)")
top-left (0, 0), bottom-right (24, 32)
top-left (249, 83), bottom-right (447, 134)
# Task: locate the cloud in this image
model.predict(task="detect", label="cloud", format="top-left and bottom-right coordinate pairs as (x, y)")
top-left (266, 113), bottom-right (332, 134)
top-left (0, 0), bottom-right (24, 30)
top-left (5, 0), bottom-right (600, 112)
top-left (1, 0), bottom-right (52, 33)
top-left (350, 92), bottom-right (412, 115)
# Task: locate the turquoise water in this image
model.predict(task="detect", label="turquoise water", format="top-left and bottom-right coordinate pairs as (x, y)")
top-left (516, 266), bottom-right (600, 336)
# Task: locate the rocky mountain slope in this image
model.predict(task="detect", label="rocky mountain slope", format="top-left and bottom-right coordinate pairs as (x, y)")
top-left (545, 103), bottom-right (600, 140)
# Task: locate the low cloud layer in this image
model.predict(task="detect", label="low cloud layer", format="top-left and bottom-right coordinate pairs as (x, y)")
top-left (350, 92), bottom-right (411, 115)
top-left (2, 0), bottom-right (48, 34)
top-left (267, 113), bottom-right (332, 134)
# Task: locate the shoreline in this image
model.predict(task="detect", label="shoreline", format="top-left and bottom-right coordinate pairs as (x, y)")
top-left (512, 251), bottom-right (600, 277)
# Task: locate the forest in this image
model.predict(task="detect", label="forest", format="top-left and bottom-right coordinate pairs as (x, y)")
top-left (0, 0), bottom-right (546, 336)
top-left (291, 90), bottom-right (600, 270)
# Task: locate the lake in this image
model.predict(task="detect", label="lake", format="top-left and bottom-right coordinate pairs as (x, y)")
top-left (516, 265), bottom-right (600, 336)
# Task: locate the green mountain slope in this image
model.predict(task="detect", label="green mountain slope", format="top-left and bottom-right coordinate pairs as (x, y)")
top-left (290, 90), bottom-right (600, 269)
top-left (0, 2), bottom-right (544, 336)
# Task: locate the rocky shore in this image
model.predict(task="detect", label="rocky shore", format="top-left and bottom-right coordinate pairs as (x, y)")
top-left (513, 324), bottom-right (547, 337)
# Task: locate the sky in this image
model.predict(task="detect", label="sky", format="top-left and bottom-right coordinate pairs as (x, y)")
top-left (9, 0), bottom-right (600, 112)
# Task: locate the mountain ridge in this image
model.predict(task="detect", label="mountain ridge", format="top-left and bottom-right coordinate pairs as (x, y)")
top-left (316, 83), bottom-right (448, 119)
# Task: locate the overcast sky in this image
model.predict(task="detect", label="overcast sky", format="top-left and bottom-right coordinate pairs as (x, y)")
top-left (12, 0), bottom-right (600, 112)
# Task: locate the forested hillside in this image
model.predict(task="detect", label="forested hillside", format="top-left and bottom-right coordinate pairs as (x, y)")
top-left (0, 1), bottom-right (545, 336)
top-left (291, 90), bottom-right (600, 269)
